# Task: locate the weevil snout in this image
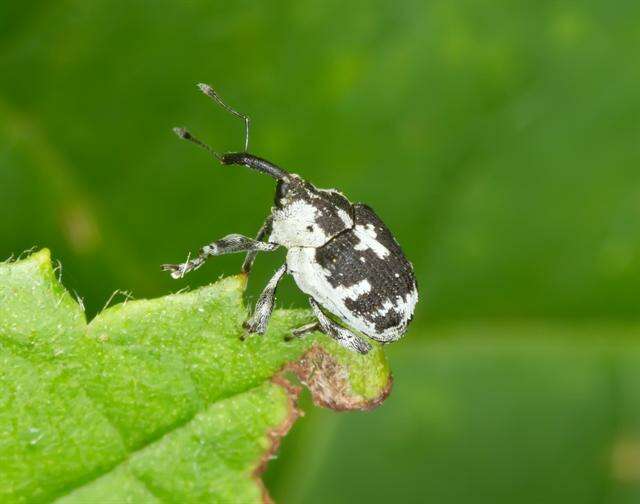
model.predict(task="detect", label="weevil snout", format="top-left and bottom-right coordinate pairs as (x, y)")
top-left (220, 152), bottom-right (290, 181)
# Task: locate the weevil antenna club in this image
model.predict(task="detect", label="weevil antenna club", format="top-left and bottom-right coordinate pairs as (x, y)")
top-left (172, 127), bottom-right (223, 161)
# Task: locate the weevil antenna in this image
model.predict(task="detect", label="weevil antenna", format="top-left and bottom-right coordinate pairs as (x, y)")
top-left (197, 83), bottom-right (250, 152)
top-left (172, 127), bottom-right (223, 161)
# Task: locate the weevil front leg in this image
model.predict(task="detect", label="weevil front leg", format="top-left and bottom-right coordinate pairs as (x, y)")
top-left (243, 264), bottom-right (287, 335)
top-left (162, 234), bottom-right (279, 279)
top-left (308, 298), bottom-right (372, 354)
top-left (242, 214), bottom-right (274, 274)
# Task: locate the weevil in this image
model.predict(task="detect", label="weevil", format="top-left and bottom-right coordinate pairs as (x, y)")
top-left (162, 84), bottom-right (418, 354)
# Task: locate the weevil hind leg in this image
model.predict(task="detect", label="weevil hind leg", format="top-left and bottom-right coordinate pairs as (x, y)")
top-left (308, 298), bottom-right (371, 354)
top-left (243, 263), bottom-right (287, 336)
top-left (162, 234), bottom-right (279, 279)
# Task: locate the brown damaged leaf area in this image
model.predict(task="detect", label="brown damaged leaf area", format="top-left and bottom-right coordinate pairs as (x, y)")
top-left (286, 344), bottom-right (394, 411)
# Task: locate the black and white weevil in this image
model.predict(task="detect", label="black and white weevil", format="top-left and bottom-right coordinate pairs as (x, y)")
top-left (162, 84), bottom-right (418, 354)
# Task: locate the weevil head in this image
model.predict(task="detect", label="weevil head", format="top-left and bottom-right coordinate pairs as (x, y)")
top-left (269, 174), bottom-right (354, 247)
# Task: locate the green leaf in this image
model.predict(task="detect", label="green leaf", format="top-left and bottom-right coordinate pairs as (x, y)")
top-left (0, 249), bottom-right (391, 503)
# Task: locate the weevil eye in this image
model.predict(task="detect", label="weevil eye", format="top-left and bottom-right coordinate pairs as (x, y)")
top-left (275, 180), bottom-right (290, 206)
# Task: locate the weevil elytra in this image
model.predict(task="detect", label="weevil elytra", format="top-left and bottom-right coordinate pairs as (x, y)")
top-left (162, 84), bottom-right (418, 354)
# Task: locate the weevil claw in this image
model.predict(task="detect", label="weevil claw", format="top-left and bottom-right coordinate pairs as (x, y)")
top-left (161, 263), bottom-right (185, 279)
top-left (242, 319), bottom-right (266, 336)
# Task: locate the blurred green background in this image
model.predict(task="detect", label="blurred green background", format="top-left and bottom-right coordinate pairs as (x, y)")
top-left (1, 0), bottom-right (639, 502)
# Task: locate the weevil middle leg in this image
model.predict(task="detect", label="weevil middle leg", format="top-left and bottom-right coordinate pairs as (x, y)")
top-left (243, 263), bottom-right (287, 335)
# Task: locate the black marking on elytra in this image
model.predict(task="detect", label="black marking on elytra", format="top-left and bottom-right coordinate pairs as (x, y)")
top-left (314, 204), bottom-right (416, 336)
top-left (322, 189), bottom-right (354, 219)
top-left (372, 308), bottom-right (403, 332)
top-left (313, 188), bottom-right (353, 237)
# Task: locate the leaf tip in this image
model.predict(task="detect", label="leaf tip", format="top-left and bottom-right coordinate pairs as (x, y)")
top-left (33, 247), bottom-right (52, 263)
top-left (6, 247), bottom-right (51, 267)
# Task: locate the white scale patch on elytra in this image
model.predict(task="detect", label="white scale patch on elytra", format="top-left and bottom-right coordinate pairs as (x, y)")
top-left (375, 287), bottom-right (419, 336)
top-left (334, 278), bottom-right (372, 299)
top-left (353, 224), bottom-right (390, 259)
top-left (336, 208), bottom-right (352, 227)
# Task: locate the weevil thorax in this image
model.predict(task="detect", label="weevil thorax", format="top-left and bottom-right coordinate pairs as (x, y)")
top-left (269, 174), bottom-right (354, 248)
